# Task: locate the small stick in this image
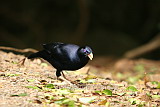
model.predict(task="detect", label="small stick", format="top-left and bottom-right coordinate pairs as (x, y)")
top-left (0, 46), bottom-right (38, 53)
top-left (124, 33), bottom-right (160, 58)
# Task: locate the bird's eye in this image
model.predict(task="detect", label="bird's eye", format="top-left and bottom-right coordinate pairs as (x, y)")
top-left (84, 49), bottom-right (90, 54)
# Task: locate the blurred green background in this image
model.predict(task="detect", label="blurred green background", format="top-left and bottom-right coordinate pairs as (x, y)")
top-left (0, 0), bottom-right (160, 58)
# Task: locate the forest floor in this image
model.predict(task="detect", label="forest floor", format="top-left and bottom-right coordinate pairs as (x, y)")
top-left (0, 50), bottom-right (160, 107)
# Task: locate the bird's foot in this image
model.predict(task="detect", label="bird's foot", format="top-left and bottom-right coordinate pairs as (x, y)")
top-left (18, 58), bottom-right (26, 66)
top-left (61, 71), bottom-right (68, 80)
top-left (57, 76), bottom-right (74, 86)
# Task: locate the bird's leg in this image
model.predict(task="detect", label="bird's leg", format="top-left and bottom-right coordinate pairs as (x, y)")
top-left (56, 70), bottom-right (61, 80)
top-left (86, 67), bottom-right (90, 75)
top-left (61, 71), bottom-right (68, 80)
top-left (18, 58), bottom-right (26, 66)
top-left (56, 70), bottom-right (74, 85)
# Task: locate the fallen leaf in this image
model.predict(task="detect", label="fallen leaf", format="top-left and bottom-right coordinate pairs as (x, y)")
top-left (27, 79), bottom-right (35, 82)
top-left (11, 93), bottom-right (28, 97)
top-left (45, 84), bottom-right (54, 89)
top-left (25, 86), bottom-right (40, 90)
top-left (126, 86), bottom-right (138, 92)
top-left (102, 89), bottom-right (112, 96)
top-left (79, 97), bottom-right (96, 104)
top-left (54, 98), bottom-right (75, 107)
top-left (98, 99), bottom-right (108, 105)
top-left (33, 99), bottom-right (42, 104)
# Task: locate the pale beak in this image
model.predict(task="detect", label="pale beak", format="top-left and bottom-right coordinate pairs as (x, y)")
top-left (88, 53), bottom-right (93, 60)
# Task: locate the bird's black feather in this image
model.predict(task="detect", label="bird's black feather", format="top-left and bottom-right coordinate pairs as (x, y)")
top-left (28, 42), bottom-right (93, 77)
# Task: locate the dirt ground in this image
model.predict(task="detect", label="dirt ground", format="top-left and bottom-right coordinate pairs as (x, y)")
top-left (0, 50), bottom-right (160, 107)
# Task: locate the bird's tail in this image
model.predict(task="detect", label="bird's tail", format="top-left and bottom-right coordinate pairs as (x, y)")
top-left (28, 52), bottom-right (39, 59)
top-left (28, 50), bottom-right (50, 60)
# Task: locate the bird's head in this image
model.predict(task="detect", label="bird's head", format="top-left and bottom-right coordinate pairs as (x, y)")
top-left (79, 46), bottom-right (93, 60)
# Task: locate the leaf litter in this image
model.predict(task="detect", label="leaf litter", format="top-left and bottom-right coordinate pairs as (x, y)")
top-left (0, 50), bottom-right (160, 107)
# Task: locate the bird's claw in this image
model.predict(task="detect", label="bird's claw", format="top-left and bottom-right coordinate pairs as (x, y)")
top-left (18, 58), bottom-right (26, 66)
top-left (57, 76), bottom-right (75, 86)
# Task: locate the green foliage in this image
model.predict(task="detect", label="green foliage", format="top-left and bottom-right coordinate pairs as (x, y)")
top-left (6, 73), bottom-right (19, 77)
top-left (27, 79), bottom-right (35, 82)
top-left (25, 86), bottom-right (40, 90)
top-left (54, 98), bottom-right (75, 107)
top-left (95, 89), bottom-right (112, 96)
top-left (56, 88), bottom-right (73, 96)
top-left (128, 98), bottom-right (141, 105)
top-left (11, 93), bottom-right (28, 97)
top-left (11, 61), bottom-right (18, 64)
top-left (151, 81), bottom-right (158, 85)
top-left (102, 89), bottom-right (112, 96)
top-left (79, 97), bottom-right (96, 104)
top-left (156, 82), bottom-right (160, 89)
top-left (126, 86), bottom-right (138, 92)
top-left (40, 63), bottom-right (48, 67)
top-left (151, 81), bottom-right (160, 89)
top-left (44, 84), bottom-right (54, 89)
top-left (138, 104), bottom-right (145, 107)
top-left (152, 95), bottom-right (160, 99)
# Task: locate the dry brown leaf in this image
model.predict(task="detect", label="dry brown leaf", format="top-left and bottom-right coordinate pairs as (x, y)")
top-left (97, 99), bottom-right (108, 105)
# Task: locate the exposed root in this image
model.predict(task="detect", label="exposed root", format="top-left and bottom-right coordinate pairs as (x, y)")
top-left (0, 46), bottom-right (38, 53)
top-left (124, 33), bottom-right (160, 58)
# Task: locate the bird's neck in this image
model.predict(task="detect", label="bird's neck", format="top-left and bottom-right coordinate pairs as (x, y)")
top-left (77, 50), bottom-right (89, 62)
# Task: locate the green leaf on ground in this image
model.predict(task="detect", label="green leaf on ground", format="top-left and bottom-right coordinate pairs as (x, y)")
top-left (11, 93), bottom-right (28, 97)
top-left (25, 86), bottom-right (40, 90)
top-left (6, 73), bottom-right (19, 77)
top-left (57, 88), bottom-right (73, 95)
top-left (151, 81), bottom-right (160, 89)
top-left (54, 98), bottom-right (75, 107)
top-left (151, 81), bottom-right (158, 85)
top-left (152, 95), bottom-right (160, 99)
top-left (129, 98), bottom-right (140, 105)
top-left (156, 82), bottom-right (160, 89)
top-left (126, 86), bottom-right (138, 92)
top-left (11, 61), bottom-right (18, 64)
top-left (27, 79), bottom-right (35, 82)
top-left (41, 63), bottom-right (48, 67)
top-left (79, 97), bottom-right (96, 104)
top-left (102, 89), bottom-right (112, 96)
top-left (45, 84), bottom-right (54, 89)
top-left (87, 79), bottom-right (96, 83)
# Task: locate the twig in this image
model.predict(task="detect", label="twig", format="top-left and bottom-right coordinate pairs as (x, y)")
top-left (124, 33), bottom-right (160, 58)
top-left (0, 46), bottom-right (38, 53)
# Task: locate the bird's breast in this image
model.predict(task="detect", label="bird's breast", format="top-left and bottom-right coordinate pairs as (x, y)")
top-left (63, 58), bottom-right (89, 70)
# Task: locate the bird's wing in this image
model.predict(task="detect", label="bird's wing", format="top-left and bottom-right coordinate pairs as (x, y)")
top-left (56, 44), bottom-right (80, 63)
top-left (43, 42), bottom-right (69, 61)
top-left (42, 42), bottom-right (64, 53)
top-left (44, 43), bottom-right (79, 63)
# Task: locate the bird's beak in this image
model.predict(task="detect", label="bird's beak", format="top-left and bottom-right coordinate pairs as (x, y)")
top-left (88, 53), bottom-right (93, 60)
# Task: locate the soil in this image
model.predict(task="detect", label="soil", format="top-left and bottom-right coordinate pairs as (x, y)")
top-left (0, 50), bottom-right (160, 107)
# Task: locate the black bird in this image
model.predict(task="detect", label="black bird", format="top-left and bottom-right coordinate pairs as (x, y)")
top-left (28, 42), bottom-right (93, 78)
